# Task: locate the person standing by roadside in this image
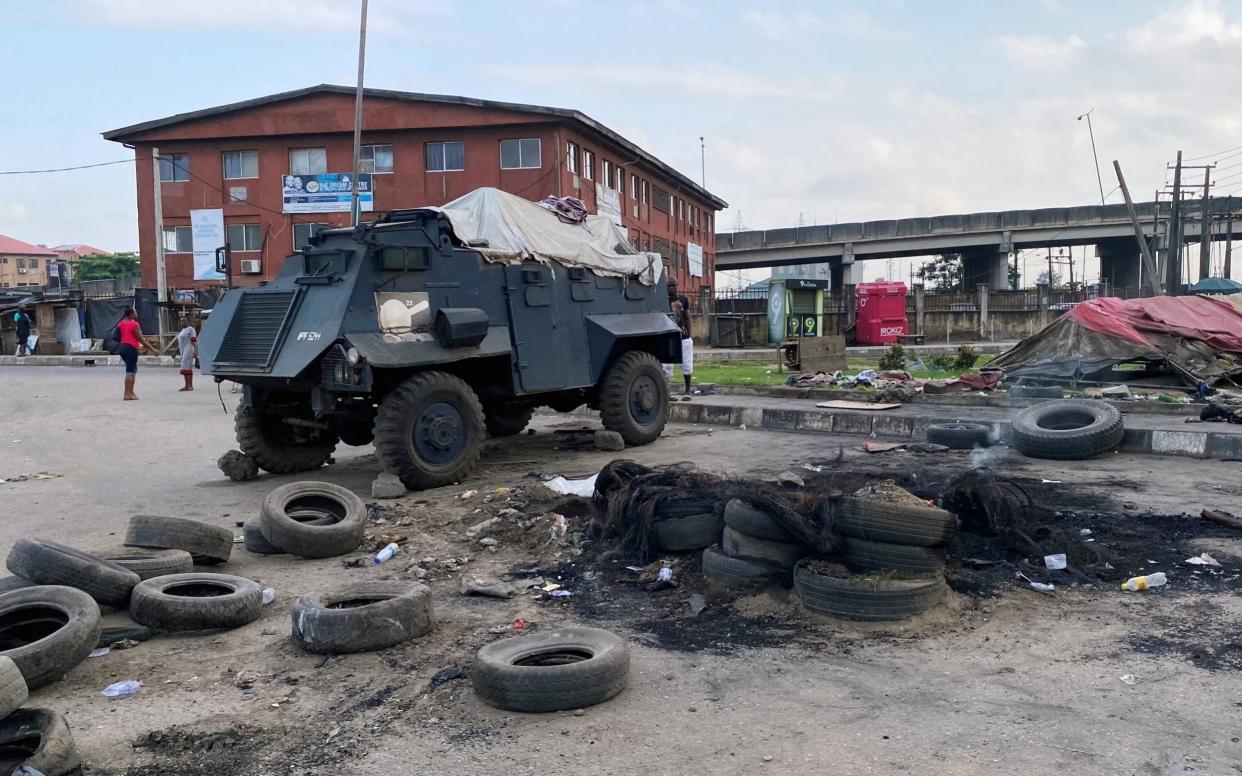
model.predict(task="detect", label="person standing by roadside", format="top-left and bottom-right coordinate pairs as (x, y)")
top-left (176, 317), bottom-right (198, 392)
top-left (116, 307), bottom-right (145, 400)
top-left (13, 307), bottom-right (32, 357)
top-left (664, 277), bottom-right (694, 397)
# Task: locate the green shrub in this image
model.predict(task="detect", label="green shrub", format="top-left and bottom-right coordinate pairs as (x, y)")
top-left (929, 353), bottom-right (955, 371)
top-left (878, 344), bottom-right (906, 371)
top-left (953, 345), bottom-right (980, 371)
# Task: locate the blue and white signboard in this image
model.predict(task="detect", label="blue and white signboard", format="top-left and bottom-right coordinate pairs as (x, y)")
top-left (282, 173), bottom-right (373, 214)
top-left (190, 208), bottom-right (225, 281)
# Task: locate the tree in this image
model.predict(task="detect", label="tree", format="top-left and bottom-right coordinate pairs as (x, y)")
top-left (70, 252), bottom-right (138, 282)
top-left (916, 253), bottom-right (963, 292)
top-left (1035, 269), bottom-right (1062, 287)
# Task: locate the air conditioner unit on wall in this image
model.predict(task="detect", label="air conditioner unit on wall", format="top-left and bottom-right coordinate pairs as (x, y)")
top-left (239, 259), bottom-right (262, 274)
top-left (17, 267), bottom-right (26, 273)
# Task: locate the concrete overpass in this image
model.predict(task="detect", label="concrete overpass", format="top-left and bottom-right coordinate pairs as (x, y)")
top-left (715, 199), bottom-right (1241, 291)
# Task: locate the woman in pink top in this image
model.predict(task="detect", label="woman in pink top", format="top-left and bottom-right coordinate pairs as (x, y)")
top-left (116, 307), bottom-right (146, 400)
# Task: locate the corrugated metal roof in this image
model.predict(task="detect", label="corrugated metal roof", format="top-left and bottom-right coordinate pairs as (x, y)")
top-left (0, 235), bottom-right (56, 256)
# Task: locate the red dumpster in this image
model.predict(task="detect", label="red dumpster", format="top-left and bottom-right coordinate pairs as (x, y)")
top-left (855, 281), bottom-right (909, 345)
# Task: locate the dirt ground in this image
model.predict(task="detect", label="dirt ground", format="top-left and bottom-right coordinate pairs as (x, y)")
top-left (3, 366), bottom-right (1242, 775)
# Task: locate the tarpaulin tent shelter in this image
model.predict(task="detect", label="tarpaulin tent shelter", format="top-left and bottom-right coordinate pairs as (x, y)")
top-left (1189, 277), bottom-right (1242, 295)
top-left (989, 295), bottom-right (1242, 386)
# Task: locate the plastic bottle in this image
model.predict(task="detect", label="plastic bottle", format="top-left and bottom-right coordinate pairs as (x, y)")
top-left (1120, 572), bottom-right (1167, 591)
top-left (373, 543), bottom-right (399, 565)
top-left (101, 680), bottom-right (141, 698)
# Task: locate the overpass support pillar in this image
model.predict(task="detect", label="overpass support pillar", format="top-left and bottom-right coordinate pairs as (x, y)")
top-left (829, 249), bottom-right (866, 292)
top-left (1098, 238), bottom-right (1142, 296)
top-left (961, 246), bottom-right (1009, 291)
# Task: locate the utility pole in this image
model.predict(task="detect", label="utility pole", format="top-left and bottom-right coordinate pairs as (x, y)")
top-left (1199, 166), bottom-right (1212, 280)
top-left (349, 0), bottom-right (369, 226)
top-left (1113, 160), bottom-right (1162, 294)
top-left (699, 137), bottom-right (706, 188)
top-left (1077, 109), bottom-right (1106, 205)
top-left (151, 146), bottom-right (167, 342)
top-left (1167, 151), bottom-right (1183, 295)
top-left (1226, 196), bottom-right (1234, 279)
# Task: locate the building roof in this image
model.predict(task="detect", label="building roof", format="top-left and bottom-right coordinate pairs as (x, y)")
top-left (102, 84), bottom-right (727, 209)
top-left (0, 235), bottom-right (56, 256)
top-left (51, 243), bottom-right (109, 257)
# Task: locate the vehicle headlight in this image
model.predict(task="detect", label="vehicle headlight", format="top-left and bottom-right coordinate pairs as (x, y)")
top-left (346, 346), bottom-right (360, 365)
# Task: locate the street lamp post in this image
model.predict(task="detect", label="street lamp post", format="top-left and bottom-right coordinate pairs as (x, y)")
top-left (1077, 109), bottom-right (1106, 206)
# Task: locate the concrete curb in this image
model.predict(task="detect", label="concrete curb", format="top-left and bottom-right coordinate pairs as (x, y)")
top-left (0, 355), bottom-right (178, 368)
top-left (668, 401), bottom-right (1242, 461)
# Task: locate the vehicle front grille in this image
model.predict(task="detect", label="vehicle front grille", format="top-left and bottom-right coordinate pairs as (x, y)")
top-left (320, 345), bottom-right (356, 388)
top-left (215, 291), bottom-right (298, 370)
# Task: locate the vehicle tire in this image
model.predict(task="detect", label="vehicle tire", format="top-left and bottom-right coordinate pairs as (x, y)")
top-left (0, 708), bottom-right (82, 776)
top-left (373, 371), bottom-right (486, 491)
top-left (926, 422), bottom-right (991, 450)
top-left (1010, 384), bottom-right (1064, 400)
top-left (98, 624), bottom-right (153, 649)
top-left (842, 537), bottom-right (948, 574)
top-left (235, 401), bottom-right (337, 475)
top-left (0, 657), bottom-right (28, 720)
top-left (652, 513), bottom-right (723, 552)
top-left (130, 573), bottom-right (262, 632)
top-left (6, 539), bottom-right (139, 607)
top-left (794, 560), bottom-right (945, 622)
top-left (598, 351), bottom-right (669, 446)
top-left (723, 498), bottom-right (795, 542)
top-left (473, 626), bottom-right (629, 712)
top-left (0, 586), bottom-right (101, 689)
top-left (1010, 398), bottom-right (1124, 460)
top-left (701, 545), bottom-right (786, 588)
top-left (92, 546), bottom-right (194, 580)
top-left (0, 578), bottom-right (34, 595)
top-left (259, 481), bottom-right (366, 559)
top-left (722, 527), bottom-right (806, 569)
top-left (654, 494), bottom-right (719, 519)
top-left (124, 514), bottom-right (235, 565)
top-left (292, 582), bottom-right (432, 654)
top-left (483, 404), bottom-right (533, 438)
top-left (243, 521), bottom-right (280, 554)
top-left (834, 497), bottom-right (956, 547)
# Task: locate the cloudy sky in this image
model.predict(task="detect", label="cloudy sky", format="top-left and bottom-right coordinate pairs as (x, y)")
top-left (2, 0), bottom-right (1241, 285)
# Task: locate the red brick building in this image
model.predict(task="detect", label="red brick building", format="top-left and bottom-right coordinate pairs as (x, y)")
top-left (104, 85), bottom-right (726, 298)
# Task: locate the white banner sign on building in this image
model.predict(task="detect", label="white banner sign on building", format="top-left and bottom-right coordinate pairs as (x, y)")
top-left (595, 182), bottom-right (623, 227)
top-left (190, 208), bottom-right (225, 281)
top-left (687, 242), bottom-right (704, 277)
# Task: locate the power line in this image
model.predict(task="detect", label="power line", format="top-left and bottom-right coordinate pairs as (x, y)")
top-left (1185, 143), bottom-right (1242, 162)
top-left (0, 158), bottom-right (136, 175)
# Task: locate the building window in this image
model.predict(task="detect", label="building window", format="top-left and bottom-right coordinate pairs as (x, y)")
top-left (566, 142), bottom-right (579, 175)
top-left (360, 144), bottom-right (394, 174)
top-left (222, 150), bottom-right (258, 180)
top-left (641, 180), bottom-right (649, 205)
top-left (500, 138), bottom-right (541, 170)
top-left (603, 160), bottom-right (613, 187)
top-left (158, 153), bottom-right (189, 182)
top-left (162, 226), bottom-right (193, 253)
top-left (226, 224), bottom-right (263, 252)
top-left (583, 150), bottom-right (595, 181)
top-left (293, 222), bottom-right (330, 249)
top-left (425, 141), bottom-right (465, 172)
top-left (616, 167), bottom-right (624, 195)
top-left (290, 147), bottom-right (327, 175)
top-left (630, 174), bottom-right (638, 199)
top-left (15, 258), bottom-right (24, 269)
top-left (677, 198), bottom-right (684, 220)
top-left (28, 258), bottom-right (39, 269)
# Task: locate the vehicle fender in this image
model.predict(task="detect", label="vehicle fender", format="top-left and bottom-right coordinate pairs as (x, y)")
top-left (345, 327), bottom-right (512, 368)
top-left (584, 313), bottom-right (681, 374)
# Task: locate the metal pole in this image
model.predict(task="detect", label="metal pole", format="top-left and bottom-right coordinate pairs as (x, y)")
top-left (151, 146), bottom-right (167, 342)
top-left (349, 0), bottom-right (369, 226)
top-left (1226, 197), bottom-right (1234, 279)
top-left (1113, 160), bottom-right (1162, 294)
top-left (1168, 151), bottom-right (1183, 295)
top-left (1078, 109), bottom-right (1106, 205)
top-left (1199, 166), bottom-right (1212, 280)
top-left (699, 136), bottom-right (705, 188)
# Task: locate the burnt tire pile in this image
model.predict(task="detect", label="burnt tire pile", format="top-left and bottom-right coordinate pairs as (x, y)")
top-left (703, 499), bottom-right (808, 588)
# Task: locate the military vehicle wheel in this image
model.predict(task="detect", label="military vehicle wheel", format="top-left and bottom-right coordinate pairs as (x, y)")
top-left (235, 404), bottom-right (337, 474)
top-left (599, 351), bottom-right (669, 446)
top-left (483, 404), bottom-right (533, 438)
top-left (374, 371), bottom-right (485, 490)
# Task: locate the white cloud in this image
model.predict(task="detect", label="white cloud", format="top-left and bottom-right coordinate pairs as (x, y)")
top-left (484, 63), bottom-right (837, 103)
top-left (835, 8), bottom-right (907, 43)
top-left (68, 0), bottom-right (443, 34)
top-left (1127, 0), bottom-right (1242, 54)
top-left (996, 33), bottom-right (1085, 70)
top-left (743, 9), bottom-right (823, 39)
top-left (0, 203), bottom-right (30, 224)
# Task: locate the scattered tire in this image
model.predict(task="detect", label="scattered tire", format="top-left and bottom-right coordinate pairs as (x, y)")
top-left (794, 560), bottom-right (945, 622)
top-left (259, 481), bottom-right (366, 558)
top-left (598, 351), bottom-right (670, 446)
top-left (92, 546), bottom-right (194, 581)
top-left (235, 401), bottom-right (337, 475)
top-left (0, 657), bottom-right (28, 720)
top-left (701, 545), bottom-right (785, 588)
top-left (0, 708), bottom-right (82, 776)
top-left (652, 513), bottom-right (723, 551)
top-left (373, 371), bottom-right (486, 490)
top-left (473, 626), bottom-right (629, 712)
top-left (97, 624), bottom-right (153, 649)
top-left (0, 578), bottom-right (34, 595)
top-left (1010, 384), bottom-right (1064, 400)
top-left (842, 537), bottom-right (948, 574)
top-left (243, 521), bottom-right (281, 554)
top-left (654, 494), bottom-right (719, 519)
top-left (834, 497), bottom-right (956, 547)
top-left (1010, 398), bottom-right (1124, 460)
top-left (6, 539), bottom-right (139, 607)
top-left (130, 573), bottom-right (262, 632)
top-left (926, 422), bottom-right (991, 450)
top-left (0, 586), bottom-right (101, 689)
top-left (723, 498), bottom-right (795, 542)
top-left (722, 527), bottom-right (806, 569)
top-left (292, 582), bottom-right (433, 654)
top-left (483, 404), bottom-right (534, 438)
top-left (124, 514), bottom-right (234, 565)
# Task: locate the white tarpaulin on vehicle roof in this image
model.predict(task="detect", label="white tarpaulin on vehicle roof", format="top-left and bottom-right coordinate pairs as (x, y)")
top-left (426, 188), bottom-right (663, 285)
